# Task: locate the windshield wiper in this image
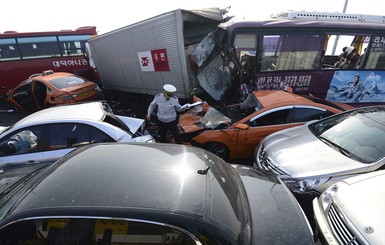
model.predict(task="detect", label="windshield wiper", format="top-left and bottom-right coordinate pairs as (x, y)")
top-left (318, 136), bottom-right (352, 157)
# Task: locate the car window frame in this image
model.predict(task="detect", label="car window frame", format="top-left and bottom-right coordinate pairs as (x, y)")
top-left (249, 106), bottom-right (293, 126)
top-left (0, 125), bottom-right (44, 157)
top-left (47, 122), bottom-right (114, 151)
top-left (290, 105), bottom-right (331, 122)
top-left (0, 217), bottom-right (202, 244)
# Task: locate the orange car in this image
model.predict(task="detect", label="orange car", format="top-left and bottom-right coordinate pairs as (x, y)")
top-left (6, 70), bottom-right (102, 112)
top-left (179, 90), bottom-right (353, 161)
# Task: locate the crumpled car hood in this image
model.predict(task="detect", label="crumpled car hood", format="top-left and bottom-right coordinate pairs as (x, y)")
top-left (116, 115), bottom-right (154, 143)
top-left (263, 125), bottom-right (367, 178)
top-left (116, 115), bottom-right (144, 134)
top-left (179, 104), bottom-right (231, 134)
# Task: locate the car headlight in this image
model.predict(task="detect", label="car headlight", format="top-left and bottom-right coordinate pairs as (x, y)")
top-left (282, 177), bottom-right (331, 194)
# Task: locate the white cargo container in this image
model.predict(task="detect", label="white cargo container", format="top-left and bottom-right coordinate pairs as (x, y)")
top-left (87, 8), bottom-right (227, 99)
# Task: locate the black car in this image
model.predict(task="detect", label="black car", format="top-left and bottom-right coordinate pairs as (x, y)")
top-left (0, 143), bottom-right (315, 244)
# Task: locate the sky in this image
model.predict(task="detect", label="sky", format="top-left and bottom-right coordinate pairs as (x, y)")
top-left (1, 0), bottom-right (384, 35)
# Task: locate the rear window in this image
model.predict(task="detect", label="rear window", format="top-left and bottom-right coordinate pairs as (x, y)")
top-left (48, 75), bottom-right (86, 89)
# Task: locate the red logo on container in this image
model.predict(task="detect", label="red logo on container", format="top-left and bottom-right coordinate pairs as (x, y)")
top-left (151, 49), bottom-right (169, 71)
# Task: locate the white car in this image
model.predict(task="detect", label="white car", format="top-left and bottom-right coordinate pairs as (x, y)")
top-left (0, 101), bottom-right (154, 169)
top-left (313, 170), bottom-right (385, 245)
top-left (254, 105), bottom-right (385, 195)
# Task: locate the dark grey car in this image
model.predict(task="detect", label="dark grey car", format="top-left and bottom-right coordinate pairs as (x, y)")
top-left (0, 143), bottom-right (314, 244)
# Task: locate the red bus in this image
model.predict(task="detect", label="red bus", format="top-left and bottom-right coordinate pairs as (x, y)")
top-left (0, 26), bottom-right (97, 97)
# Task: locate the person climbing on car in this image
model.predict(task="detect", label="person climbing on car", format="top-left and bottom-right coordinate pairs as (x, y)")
top-left (146, 84), bottom-right (186, 144)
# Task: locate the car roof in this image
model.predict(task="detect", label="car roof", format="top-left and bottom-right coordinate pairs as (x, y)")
top-left (252, 90), bottom-right (309, 106)
top-left (8, 143), bottom-right (248, 224)
top-left (30, 71), bottom-right (74, 82)
top-left (11, 101), bottom-right (106, 127)
top-left (252, 90), bottom-right (352, 111)
top-left (1, 143), bottom-right (315, 244)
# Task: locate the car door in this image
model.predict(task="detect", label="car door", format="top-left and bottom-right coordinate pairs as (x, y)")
top-left (32, 81), bottom-right (48, 109)
top-left (0, 126), bottom-right (44, 168)
top-left (8, 81), bottom-right (40, 111)
top-left (235, 107), bottom-right (301, 159)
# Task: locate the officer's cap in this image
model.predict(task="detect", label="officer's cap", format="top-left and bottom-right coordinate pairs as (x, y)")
top-left (163, 84), bottom-right (176, 96)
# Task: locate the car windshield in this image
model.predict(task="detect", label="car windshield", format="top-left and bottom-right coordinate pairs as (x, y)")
top-left (49, 75), bottom-right (87, 89)
top-left (220, 93), bottom-right (263, 123)
top-left (240, 93), bottom-right (263, 112)
top-left (309, 107), bottom-right (385, 163)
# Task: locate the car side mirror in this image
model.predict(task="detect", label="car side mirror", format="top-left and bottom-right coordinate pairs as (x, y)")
top-left (234, 123), bottom-right (249, 130)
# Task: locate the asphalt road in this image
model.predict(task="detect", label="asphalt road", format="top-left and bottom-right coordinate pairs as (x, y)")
top-left (0, 99), bottom-right (30, 127)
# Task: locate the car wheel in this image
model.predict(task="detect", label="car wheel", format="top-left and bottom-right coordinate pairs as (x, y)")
top-left (206, 142), bottom-right (229, 161)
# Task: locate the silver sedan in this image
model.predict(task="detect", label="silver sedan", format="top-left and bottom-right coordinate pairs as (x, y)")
top-left (254, 106), bottom-right (385, 195)
top-left (0, 101), bottom-right (154, 169)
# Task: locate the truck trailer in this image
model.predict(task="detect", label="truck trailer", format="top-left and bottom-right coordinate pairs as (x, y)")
top-left (87, 8), bottom-right (230, 100)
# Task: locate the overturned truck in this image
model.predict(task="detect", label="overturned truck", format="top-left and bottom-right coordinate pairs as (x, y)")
top-left (87, 7), bottom-right (240, 103)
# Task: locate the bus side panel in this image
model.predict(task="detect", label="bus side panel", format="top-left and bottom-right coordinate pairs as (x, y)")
top-left (0, 57), bottom-right (92, 97)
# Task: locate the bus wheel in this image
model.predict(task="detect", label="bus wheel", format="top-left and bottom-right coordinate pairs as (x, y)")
top-left (206, 142), bottom-right (229, 161)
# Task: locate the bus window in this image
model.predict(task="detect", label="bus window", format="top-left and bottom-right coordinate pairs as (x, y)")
top-left (364, 35), bottom-right (385, 69)
top-left (59, 35), bottom-right (90, 56)
top-left (323, 34), bottom-right (369, 69)
top-left (234, 34), bottom-right (257, 62)
top-left (0, 38), bottom-right (20, 61)
top-left (262, 34), bottom-right (323, 71)
top-left (234, 34), bottom-right (257, 86)
top-left (18, 36), bottom-right (61, 59)
top-left (261, 35), bottom-right (280, 71)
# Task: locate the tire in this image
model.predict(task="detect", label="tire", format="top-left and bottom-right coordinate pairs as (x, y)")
top-left (206, 142), bottom-right (230, 161)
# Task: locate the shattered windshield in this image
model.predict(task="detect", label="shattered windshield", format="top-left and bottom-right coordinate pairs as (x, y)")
top-left (200, 107), bottom-right (231, 129)
top-left (240, 93), bottom-right (262, 112)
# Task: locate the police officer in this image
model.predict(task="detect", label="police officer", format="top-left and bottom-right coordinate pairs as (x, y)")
top-left (147, 84), bottom-right (185, 144)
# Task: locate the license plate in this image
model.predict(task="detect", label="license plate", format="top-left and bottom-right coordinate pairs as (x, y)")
top-left (78, 90), bottom-right (96, 98)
